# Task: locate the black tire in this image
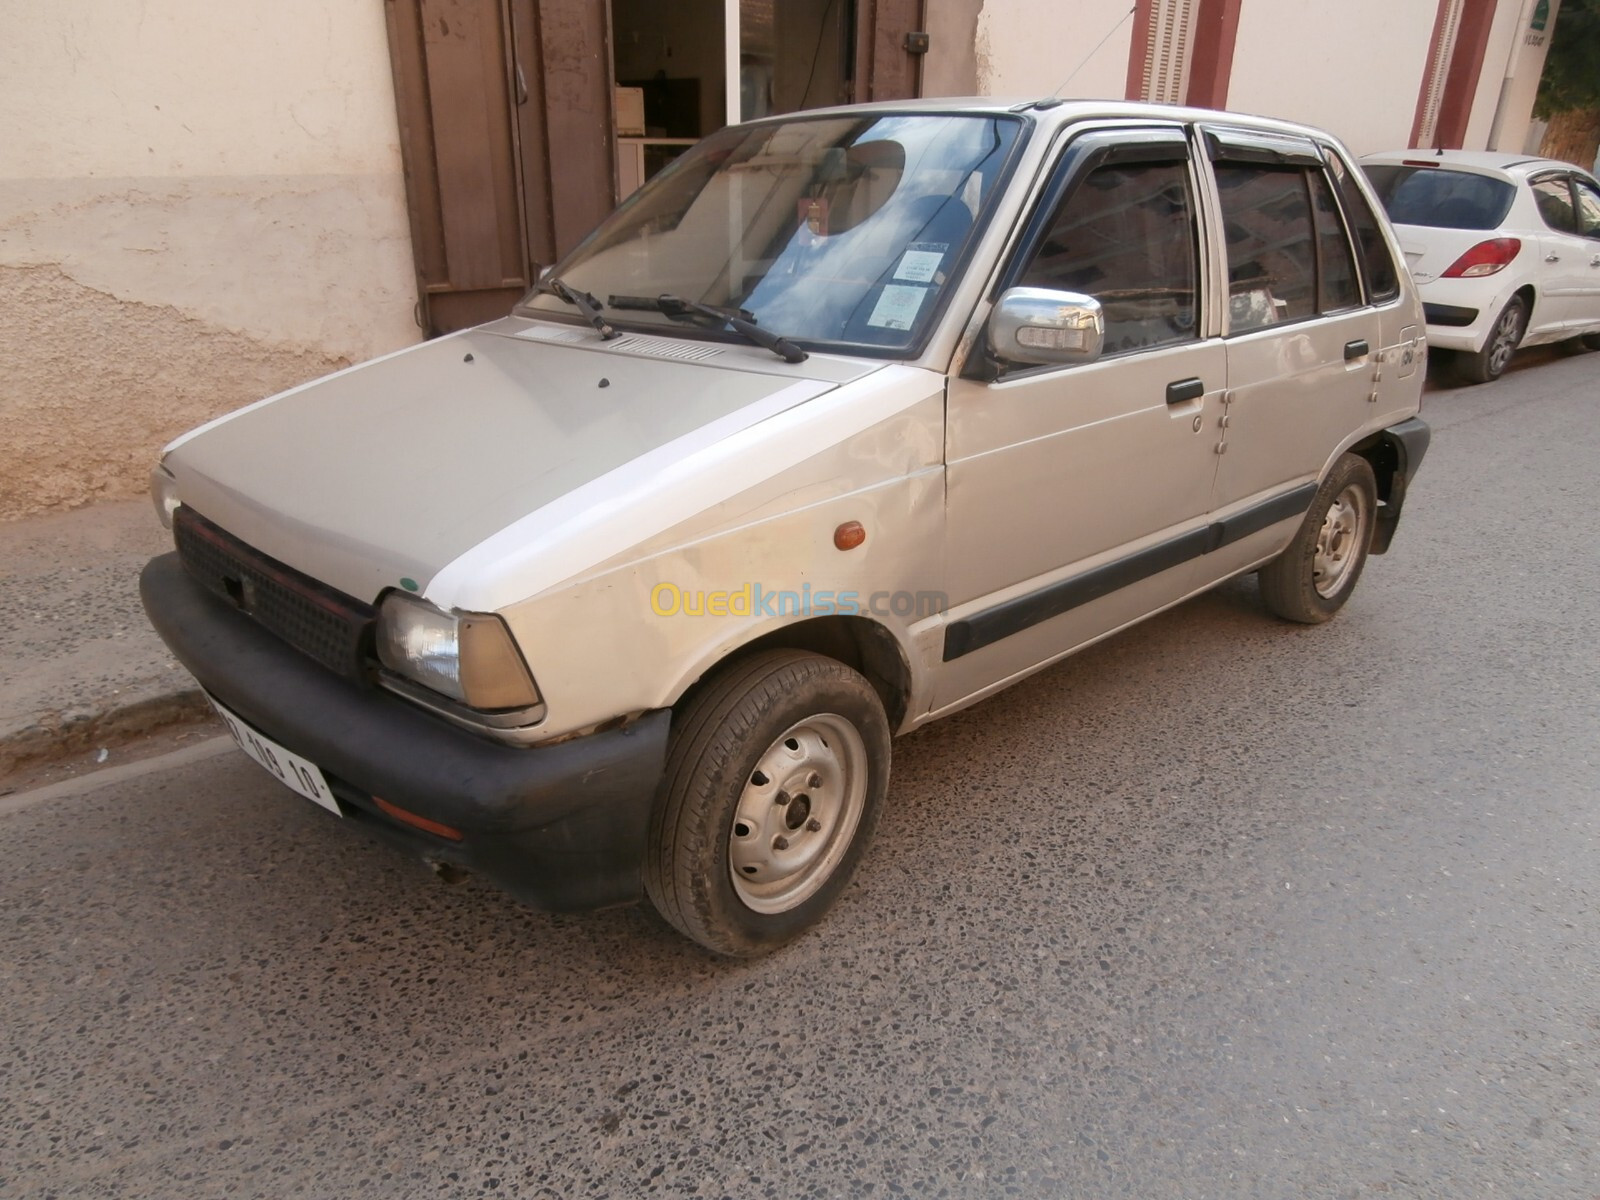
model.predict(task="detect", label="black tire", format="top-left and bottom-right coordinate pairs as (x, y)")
top-left (1258, 454), bottom-right (1377, 624)
top-left (1452, 296), bottom-right (1527, 384)
top-left (1582, 332), bottom-right (1600, 351)
top-left (645, 650), bottom-right (891, 957)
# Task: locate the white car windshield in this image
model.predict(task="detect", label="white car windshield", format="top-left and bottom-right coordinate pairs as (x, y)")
top-left (517, 112), bottom-right (1024, 355)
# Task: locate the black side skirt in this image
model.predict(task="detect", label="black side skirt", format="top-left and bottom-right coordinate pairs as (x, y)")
top-left (943, 482), bottom-right (1317, 662)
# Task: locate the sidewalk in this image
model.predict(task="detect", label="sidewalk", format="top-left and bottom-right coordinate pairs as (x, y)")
top-left (0, 499), bottom-right (210, 778)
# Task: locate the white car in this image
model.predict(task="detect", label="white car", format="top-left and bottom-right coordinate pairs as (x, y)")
top-left (1362, 150), bottom-right (1600, 383)
top-left (142, 100), bottom-right (1429, 956)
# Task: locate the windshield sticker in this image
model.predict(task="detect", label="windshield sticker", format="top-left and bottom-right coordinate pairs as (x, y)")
top-left (866, 285), bottom-right (928, 331)
top-left (893, 245), bottom-right (947, 283)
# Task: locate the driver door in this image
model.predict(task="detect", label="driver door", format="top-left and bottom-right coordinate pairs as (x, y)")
top-left (936, 127), bottom-right (1225, 713)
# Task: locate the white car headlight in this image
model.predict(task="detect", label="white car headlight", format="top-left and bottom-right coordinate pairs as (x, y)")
top-left (376, 593), bottom-right (541, 712)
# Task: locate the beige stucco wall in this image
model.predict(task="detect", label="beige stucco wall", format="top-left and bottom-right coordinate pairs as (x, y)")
top-left (975, 0), bottom-right (1136, 100)
top-left (0, 0), bottom-right (421, 521)
top-left (1225, 0), bottom-right (1440, 154)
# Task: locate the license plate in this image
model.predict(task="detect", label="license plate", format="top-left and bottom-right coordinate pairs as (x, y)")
top-left (209, 696), bottom-right (341, 817)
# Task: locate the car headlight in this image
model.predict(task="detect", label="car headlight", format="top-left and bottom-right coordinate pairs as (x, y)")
top-left (376, 593), bottom-right (541, 711)
top-left (150, 463), bottom-right (180, 530)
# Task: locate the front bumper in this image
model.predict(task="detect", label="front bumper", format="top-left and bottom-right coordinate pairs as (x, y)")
top-left (140, 552), bottom-right (671, 912)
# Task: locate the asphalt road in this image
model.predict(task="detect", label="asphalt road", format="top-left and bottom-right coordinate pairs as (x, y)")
top-left (4, 350), bottom-right (1598, 1200)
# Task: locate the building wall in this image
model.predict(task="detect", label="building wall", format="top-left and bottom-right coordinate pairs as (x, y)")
top-left (921, 0), bottom-right (982, 97)
top-left (1225, 0), bottom-right (1440, 153)
top-left (968, 0), bottom-right (1539, 158)
top-left (975, 0), bottom-right (1136, 100)
top-left (0, 0), bottom-right (420, 521)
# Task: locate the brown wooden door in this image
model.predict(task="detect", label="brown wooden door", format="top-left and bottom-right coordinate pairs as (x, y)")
top-left (853, 0), bottom-right (926, 102)
top-left (385, 0), bottom-right (923, 336)
top-left (385, 0), bottom-right (616, 335)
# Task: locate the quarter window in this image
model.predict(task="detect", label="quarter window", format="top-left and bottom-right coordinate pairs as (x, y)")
top-left (1328, 154), bottom-right (1401, 302)
top-left (1532, 176), bottom-right (1579, 234)
top-left (1017, 160), bottom-right (1199, 356)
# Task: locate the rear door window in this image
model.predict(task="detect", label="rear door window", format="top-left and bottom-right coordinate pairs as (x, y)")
top-left (1569, 178), bottom-right (1600, 238)
top-left (1214, 164), bottom-right (1319, 332)
top-left (1532, 175), bottom-right (1579, 234)
top-left (1309, 170), bottom-right (1361, 312)
top-left (1363, 165), bottom-right (1516, 230)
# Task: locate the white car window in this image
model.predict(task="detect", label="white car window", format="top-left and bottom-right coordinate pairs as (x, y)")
top-left (1573, 178), bottom-right (1600, 239)
top-left (1531, 176), bottom-right (1579, 235)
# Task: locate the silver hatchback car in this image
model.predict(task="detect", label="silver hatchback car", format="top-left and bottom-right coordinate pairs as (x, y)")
top-left (143, 99), bottom-right (1429, 955)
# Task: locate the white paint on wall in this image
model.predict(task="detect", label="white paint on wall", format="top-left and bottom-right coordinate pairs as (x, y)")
top-left (1463, 0), bottom-right (1536, 148)
top-left (1225, 0), bottom-right (1440, 154)
top-left (2, 0), bottom-right (408, 181)
top-left (0, 0), bottom-right (421, 519)
top-left (1489, 0), bottom-right (1560, 151)
top-left (975, 0), bottom-right (1137, 100)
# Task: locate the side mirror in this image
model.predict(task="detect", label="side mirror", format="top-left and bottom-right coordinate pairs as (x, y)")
top-left (988, 287), bottom-right (1104, 367)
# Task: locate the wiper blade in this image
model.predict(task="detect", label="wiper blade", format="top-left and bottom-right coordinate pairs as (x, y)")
top-left (537, 276), bottom-right (618, 339)
top-left (609, 293), bottom-right (808, 364)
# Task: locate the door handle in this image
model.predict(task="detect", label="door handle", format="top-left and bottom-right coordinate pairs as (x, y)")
top-left (1343, 339), bottom-right (1369, 360)
top-left (1166, 377), bottom-right (1204, 405)
top-left (1546, 253), bottom-right (1561, 262)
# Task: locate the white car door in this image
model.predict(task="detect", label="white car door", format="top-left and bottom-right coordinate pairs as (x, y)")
top-left (1530, 172), bottom-right (1591, 334)
top-left (1570, 175), bottom-right (1600, 333)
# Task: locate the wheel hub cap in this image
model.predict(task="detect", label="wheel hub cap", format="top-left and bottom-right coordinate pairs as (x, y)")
top-left (1312, 485), bottom-right (1367, 598)
top-left (728, 714), bottom-right (868, 914)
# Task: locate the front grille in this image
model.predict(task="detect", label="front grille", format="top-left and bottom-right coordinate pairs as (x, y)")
top-left (174, 506), bottom-right (376, 681)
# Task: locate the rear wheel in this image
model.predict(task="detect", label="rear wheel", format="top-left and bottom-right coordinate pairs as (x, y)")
top-left (1452, 296), bottom-right (1526, 384)
top-left (1258, 454), bottom-right (1377, 624)
top-left (645, 650), bottom-right (891, 957)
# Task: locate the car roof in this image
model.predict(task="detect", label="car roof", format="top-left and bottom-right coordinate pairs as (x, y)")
top-left (1362, 148), bottom-right (1594, 181)
top-left (746, 96), bottom-right (1355, 148)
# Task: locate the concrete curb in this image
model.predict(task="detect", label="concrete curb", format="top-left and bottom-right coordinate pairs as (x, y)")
top-left (0, 689), bottom-right (215, 779)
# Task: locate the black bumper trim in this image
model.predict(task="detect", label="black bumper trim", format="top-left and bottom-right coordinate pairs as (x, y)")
top-left (942, 481), bottom-right (1320, 662)
top-left (141, 553), bottom-right (670, 912)
top-left (1423, 302), bottom-right (1479, 328)
top-left (1371, 416), bottom-right (1431, 555)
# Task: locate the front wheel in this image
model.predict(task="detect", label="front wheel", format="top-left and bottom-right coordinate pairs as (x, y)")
top-left (645, 650), bottom-right (891, 957)
top-left (1258, 454), bottom-right (1377, 624)
top-left (1452, 296), bottom-right (1526, 384)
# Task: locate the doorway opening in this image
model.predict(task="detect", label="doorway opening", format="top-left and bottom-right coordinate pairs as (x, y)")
top-left (610, 0), bottom-right (855, 197)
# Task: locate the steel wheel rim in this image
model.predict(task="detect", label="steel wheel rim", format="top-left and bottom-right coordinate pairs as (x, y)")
top-left (1487, 306), bottom-right (1521, 376)
top-left (728, 714), bottom-right (868, 914)
top-left (1312, 484), bottom-right (1368, 598)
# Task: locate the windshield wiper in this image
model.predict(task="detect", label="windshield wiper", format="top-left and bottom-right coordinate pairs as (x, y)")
top-left (537, 276), bottom-right (618, 339)
top-left (609, 294), bottom-right (808, 364)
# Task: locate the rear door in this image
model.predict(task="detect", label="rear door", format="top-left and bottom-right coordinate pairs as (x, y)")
top-left (1199, 128), bottom-right (1380, 579)
top-left (1529, 171), bottom-right (1589, 333)
top-left (1573, 176), bottom-right (1600, 332)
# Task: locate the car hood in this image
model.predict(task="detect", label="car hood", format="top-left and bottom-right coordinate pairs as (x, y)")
top-left (163, 317), bottom-right (872, 603)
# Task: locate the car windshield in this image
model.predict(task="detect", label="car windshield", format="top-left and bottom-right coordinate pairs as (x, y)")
top-left (1362, 164), bottom-right (1517, 231)
top-left (516, 113), bottom-right (1024, 355)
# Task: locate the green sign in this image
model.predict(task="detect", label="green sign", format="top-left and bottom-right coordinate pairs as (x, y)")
top-left (1532, 0), bottom-right (1550, 32)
